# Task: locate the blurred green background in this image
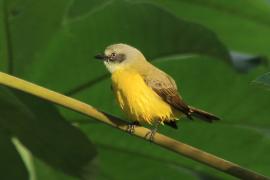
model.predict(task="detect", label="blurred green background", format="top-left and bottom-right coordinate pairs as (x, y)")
top-left (1, 0), bottom-right (270, 179)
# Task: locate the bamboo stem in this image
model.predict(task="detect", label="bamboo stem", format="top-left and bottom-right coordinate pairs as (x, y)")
top-left (0, 72), bottom-right (268, 180)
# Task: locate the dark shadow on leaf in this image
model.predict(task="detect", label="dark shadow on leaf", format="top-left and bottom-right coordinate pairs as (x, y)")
top-left (0, 87), bottom-right (97, 179)
top-left (0, 128), bottom-right (28, 180)
top-left (97, 143), bottom-right (223, 180)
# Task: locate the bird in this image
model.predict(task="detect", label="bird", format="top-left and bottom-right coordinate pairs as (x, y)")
top-left (95, 43), bottom-right (219, 140)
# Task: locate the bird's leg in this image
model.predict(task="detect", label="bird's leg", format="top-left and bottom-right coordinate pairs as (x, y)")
top-left (145, 120), bottom-right (161, 141)
top-left (126, 121), bottom-right (140, 134)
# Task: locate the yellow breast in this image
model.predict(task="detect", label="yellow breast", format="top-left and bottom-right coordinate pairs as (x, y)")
top-left (111, 68), bottom-right (178, 125)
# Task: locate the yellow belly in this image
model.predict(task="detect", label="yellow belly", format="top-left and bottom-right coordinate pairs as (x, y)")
top-left (111, 69), bottom-right (179, 125)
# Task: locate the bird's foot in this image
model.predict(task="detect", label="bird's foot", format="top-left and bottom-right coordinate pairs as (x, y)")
top-left (126, 121), bottom-right (140, 134)
top-left (126, 124), bottom-right (135, 134)
top-left (145, 129), bottom-right (157, 142)
top-left (145, 120), bottom-right (161, 141)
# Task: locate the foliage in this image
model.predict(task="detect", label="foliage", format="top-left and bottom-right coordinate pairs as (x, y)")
top-left (0, 0), bottom-right (270, 179)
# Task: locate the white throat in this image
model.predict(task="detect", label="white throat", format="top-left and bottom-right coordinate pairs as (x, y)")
top-left (104, 61), bottom-right (124, 73)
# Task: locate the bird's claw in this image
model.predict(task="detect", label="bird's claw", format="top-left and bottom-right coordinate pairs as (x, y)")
top-left (126, 124), bottom-right (136, 134)
top-left (145, 129), bottom-right (157, 142)
top-left (126, 121), bottom-right (140, 134)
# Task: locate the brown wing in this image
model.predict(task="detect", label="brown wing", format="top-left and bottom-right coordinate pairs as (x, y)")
top-left (143, 73), bottom-right (193, 119)
top-left (153, 87), bottom-right (193, 119)
top-left (142, 69), bottom-right (219, 122)
top-left (139, 62), bottom-right (219, 122)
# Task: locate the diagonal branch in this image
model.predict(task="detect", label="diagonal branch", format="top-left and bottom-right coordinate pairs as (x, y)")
top-left (0, 72), bottom-right (268, 180)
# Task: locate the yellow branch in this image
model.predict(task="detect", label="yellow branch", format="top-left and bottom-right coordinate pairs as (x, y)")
top-left (0, 72), bottom-right (268, 180)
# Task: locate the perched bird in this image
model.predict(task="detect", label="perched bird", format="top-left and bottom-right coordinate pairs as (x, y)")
top-left (95, 43), bottom-right (219, 140)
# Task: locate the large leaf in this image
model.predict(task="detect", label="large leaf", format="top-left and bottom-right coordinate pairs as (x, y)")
top-left (134, 0), bottom-right (270, 72)
top-left (94, 144), bottom-right (222, 180)
top-left (5, 0), bottom-right (229, 92)
top-left (13, 139), bottom-right (79, 180)
top-left (143, 0), bottom-right (270, 57)
top-left (31, 158), bottom-right (79, 180)
top-left (0, 87), bottom-right (97, 179)
top-left (0, 129), bottom-right (28, 180)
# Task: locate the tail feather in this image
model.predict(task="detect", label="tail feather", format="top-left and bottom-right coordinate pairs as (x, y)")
top-left (188, 106), bottom-right (220, 123)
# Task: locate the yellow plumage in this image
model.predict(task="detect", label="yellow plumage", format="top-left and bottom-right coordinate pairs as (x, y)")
top-left (111, 68), bottom-right (180, 125)
top-left (95, 43), bottom-right (219, 133)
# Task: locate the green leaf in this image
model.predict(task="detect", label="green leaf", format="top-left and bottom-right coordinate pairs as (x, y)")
top-left (0, 87), bottom-right (97, 179)
top-left (32, 158), bottom-right (79, 180)
top-left (5, 0), bottom-right (229, 92)
top-left (135, 0), bottom-right (270, 72)
top-left (253, 72), bottom-right (270, 90)
top-left (95, 147), bottom-right (198, 180)
top-left (0, 129), bottom-right (28, 180)
top-left (94, 143), bottom-right (225, 180)
top-left (13, 138), bottom-right (79, 180)
top-left (143, 0), bottom-right (270, 58)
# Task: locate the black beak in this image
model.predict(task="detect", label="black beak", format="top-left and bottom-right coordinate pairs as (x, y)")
top-left (94, 53), bottom-right (108, 61)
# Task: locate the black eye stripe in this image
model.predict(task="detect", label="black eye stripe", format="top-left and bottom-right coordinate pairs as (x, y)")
top-left (109, 53), bottom-right (126, 62)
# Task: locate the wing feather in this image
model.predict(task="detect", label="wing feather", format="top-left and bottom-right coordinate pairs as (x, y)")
top-left (143, 72), bottom-right (192, 119)
top-left (142, 68), bottom-right (220, 122)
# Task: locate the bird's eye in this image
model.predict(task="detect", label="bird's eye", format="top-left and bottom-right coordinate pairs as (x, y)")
top-left (111, 52), bottom-right (116, 57)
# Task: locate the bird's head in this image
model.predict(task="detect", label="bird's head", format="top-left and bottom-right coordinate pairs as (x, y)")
top-left (95, 43), bottom-right (146, 73)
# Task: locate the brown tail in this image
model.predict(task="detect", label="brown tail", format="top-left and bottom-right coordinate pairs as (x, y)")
top-left (188, 106), bottom-right (220, 122)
